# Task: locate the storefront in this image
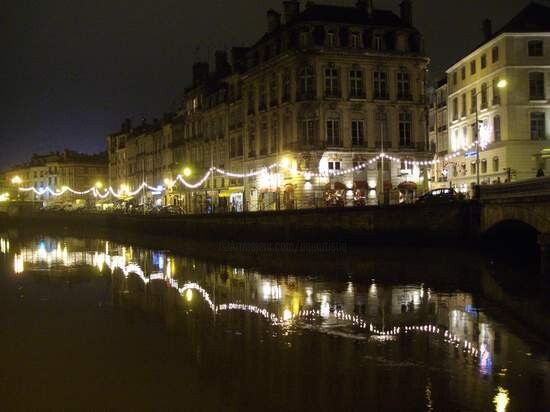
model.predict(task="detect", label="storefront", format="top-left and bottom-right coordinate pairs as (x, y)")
top-left (324, 182), bottom-right (346, 207)
top-left (219, 187), bottom-right (244, 213)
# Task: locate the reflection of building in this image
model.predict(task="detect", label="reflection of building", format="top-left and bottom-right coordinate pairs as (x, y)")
top-left (4, 151), bottom-right (108, 204)
top-left (445, 3), bottom-right (550, 193)
top-left (109, 0), bottom-right (433, 212)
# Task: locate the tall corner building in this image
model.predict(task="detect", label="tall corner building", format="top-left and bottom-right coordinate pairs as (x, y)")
top-left (445, 2), bottom-right (550, 192)
top-left (175, 0), bottom-right (431, 212)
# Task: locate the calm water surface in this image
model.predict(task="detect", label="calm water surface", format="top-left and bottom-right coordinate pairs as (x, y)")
top-left (0, 233), bottom-right (548, 411)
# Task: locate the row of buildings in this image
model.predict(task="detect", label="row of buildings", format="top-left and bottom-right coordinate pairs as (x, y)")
top-left (3, 1), bottom-right (550, 212)
top-left (3, 151), bottom-right (108, 205)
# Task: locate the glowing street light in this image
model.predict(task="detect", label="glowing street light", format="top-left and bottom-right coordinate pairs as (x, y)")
top-left (95, 181), bottom-right (104, 189)
top-left (11, 176), bottom-right (22, 185)
top-left (183, 167), bottom-right (192, 178)
top-left (497, 79), bottom-right (508, 89)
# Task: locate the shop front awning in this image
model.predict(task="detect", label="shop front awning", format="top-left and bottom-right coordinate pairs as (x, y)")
top-left (219, 187), bottom-right (244, 198)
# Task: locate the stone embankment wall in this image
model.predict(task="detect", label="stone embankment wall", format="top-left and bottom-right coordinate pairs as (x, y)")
top-left (0, 203), bottom-right (479, 246)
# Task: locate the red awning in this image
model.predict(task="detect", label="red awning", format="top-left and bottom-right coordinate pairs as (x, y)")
top-left (398, 181), bottom-right (417, 191)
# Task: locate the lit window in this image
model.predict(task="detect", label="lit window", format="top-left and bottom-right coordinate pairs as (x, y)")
top-left (530, 112), bottom-right (546, 140)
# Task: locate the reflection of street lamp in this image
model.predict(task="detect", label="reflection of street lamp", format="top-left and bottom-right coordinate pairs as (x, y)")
top-left (475, 79), bottom-right (507, 190)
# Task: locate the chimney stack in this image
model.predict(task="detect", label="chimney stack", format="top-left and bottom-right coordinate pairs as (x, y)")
top-left (356, 0), bottom-right (373, 15)
top-left (215, 50), bottom-right (230, 76)
top-left (267, 9), bottom-right (281, 33)
top-left (192, 62), bottom-right (210, 86)
top-left (400, 0), bottom-right (412, 25)
top-left (231, 47), bottom-right (248, 73)
top-left (283, 1), bottom-right (300, 24)
top-left (482, 19), bottom-right (492, 40)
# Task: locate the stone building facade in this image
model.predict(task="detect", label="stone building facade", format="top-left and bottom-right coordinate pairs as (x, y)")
top-left (444, 3), bottom-right (550, 193)
top-left (5, 151), bottom-right (108, 204)
top-left (108, 0), bottom-right (433, 212)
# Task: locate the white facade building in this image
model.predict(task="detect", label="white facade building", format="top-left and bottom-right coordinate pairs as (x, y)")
top-left (445, 3), bottom-right (550, 193)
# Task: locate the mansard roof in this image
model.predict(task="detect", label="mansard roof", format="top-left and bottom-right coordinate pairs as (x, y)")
top-left (493, 2), bottom-right (550, 36)
top-left (296, 4), bottom-right (413, 29)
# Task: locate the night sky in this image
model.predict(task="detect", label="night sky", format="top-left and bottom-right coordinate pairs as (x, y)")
top-left (2, 0), bottom-right (546, 170)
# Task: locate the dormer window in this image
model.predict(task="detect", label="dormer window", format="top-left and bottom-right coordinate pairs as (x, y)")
top-left (351, 32), bottom-right (360, 48)
top-left (327, 30), bottom-right (336, 47)
top-left (374, 35), bottom-right (383, 51)
top-left (300, 31), bottom-right (310, 47)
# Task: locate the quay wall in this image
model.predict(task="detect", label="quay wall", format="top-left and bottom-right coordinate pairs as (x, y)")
top-left (0, 202), bottom-right (479, 246)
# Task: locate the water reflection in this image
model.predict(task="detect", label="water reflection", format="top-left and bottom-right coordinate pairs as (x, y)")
top-left (1, 237), bottom-right (503, 366)
top-left (1, 235), bottom-right (548, 410)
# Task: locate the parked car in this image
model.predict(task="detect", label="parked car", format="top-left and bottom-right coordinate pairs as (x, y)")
top-left (416, 188), bottom-right (458, 204)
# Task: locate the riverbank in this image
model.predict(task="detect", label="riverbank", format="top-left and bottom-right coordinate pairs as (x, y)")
top-left (0, 202), bottom-right (479, 246)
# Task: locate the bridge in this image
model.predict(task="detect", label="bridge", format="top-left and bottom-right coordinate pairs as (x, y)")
top-left (479, 176), bottom-right (550, 275)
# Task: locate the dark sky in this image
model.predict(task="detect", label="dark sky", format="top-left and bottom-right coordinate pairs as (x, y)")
top-left (2, 0), bottom-right (547, 170)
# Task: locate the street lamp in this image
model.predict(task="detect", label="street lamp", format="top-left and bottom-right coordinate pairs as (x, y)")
top-left (183, 167), bottom-right (192, 178)
top-left (11, 176), bottom-right (22, 185)
top-left (475, 79), bottom-right (507, 191)
top-left (95, 181), bottom-right (103, 189)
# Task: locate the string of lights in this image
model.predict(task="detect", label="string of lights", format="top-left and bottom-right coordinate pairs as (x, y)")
top-left (17, 144), bottom-right (483, 198)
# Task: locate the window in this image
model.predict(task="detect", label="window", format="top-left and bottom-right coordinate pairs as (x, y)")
top-left (470, 162), bottom-right (476, 175)
top-left (461, 94), bottom-right (467, 117)
top-left (259, 80), bottom-right (266, 110)
top-left (282, 69), bottom-right (291, 102)
top-left (248, 89), bottom-right (255, 114)
top-left (248, 124), bottom-right (256, 157)
top-left (397, 71), bottom-right (411, 100)
top-left (461, 66), bottom-right (466, 80)
top-left (270, 118), bottom-right (278, 154)
top-left (481, 83), bottom-right (488, 109)
top-left (300, 31), bottom-right (310, 47)
top-left (328, 161), bottom-right (341, 171)
top-left (351, 120), bottom-right (365, 146)
top-left (351, 32), bottom-right (360, 48)
top-left (326, 119), bottom-right (341, 146)
top-left (531, 112), bottom-right (546, 140)
top-left (299, 66), bottom-right (314, 99)
top-left (492, 78), bottom-right (501, 105)
top-left (470, 88), bottom-right (477, 114)
top-left (260, 121), bottom-right (268, 155)
top-left (492, 46), bottom-right (499, 63)
top-left (494, 116), bottom-right (501, 142)
top-left (452, 97), bottom-right (458, 121)
top-left (374, 71), bottom-right (388, 99)
top-left (462, 126), bottom-right (468, 146)
top-left (399, 112), bottom-right (412, 147)
top-left (349, 70), bottom-right (364, 98)
top-left (529, 72), bottom-right (545, 100)
top-left (327, 31), bottom-right (336, 47)
top-left (302, 119), bottom-right (316, 145)
top-left (270, 75), bottom-right (278, 106)
top-left (528, 40), bottom-right (543, 57)
top-left (481, 159), bottom-right (487, 173)
top-left (374, 35), bottom-right (382, 51)
top-left (324, 67), bottom-right (339, 97)
top-left (493, 157), bottom-right (499, 172)
top-left (470, 60), bottom-right (476, 75)
top-left (481, 54), bottom-right (487, 69)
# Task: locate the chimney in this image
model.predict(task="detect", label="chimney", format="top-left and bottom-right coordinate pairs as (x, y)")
top-left (267, 9), bottom-right (281, 33)
top-left (400, 0), bottom-right (412, 25)
top-left (192, 62), bottom-right (210, 86)
top-left (231, 47), bottom-right (248, 72)
top-left (215, 50), bottom-right (230, 76)
top-left (283, 1), bottom-right (300, 24)
top-left (356, 0), bottom-right (373, 15)
top-left (122, 119), bottom-right (132, 133)
top-left (482, 19), bottom-right (492, 40)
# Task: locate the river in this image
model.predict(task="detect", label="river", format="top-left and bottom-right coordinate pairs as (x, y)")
top-left (0, 231), bottom-right (548, 411)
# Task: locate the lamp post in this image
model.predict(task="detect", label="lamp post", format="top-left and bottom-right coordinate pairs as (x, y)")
top-left (474, 79), bottom-right (507, 192)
